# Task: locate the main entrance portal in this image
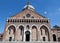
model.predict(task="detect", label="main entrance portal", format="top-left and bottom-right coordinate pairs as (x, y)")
top-left (25, 31), bottom-right (30, 41)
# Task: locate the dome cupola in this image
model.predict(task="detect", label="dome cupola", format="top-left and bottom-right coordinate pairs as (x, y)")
top-left (23, 1), bottom-right (35, 11)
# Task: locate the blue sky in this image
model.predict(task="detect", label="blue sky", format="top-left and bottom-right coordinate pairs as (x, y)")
top-left (0, 0), bottom-right (60, 33)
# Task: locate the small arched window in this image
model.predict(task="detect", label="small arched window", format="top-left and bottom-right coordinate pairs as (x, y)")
top-left (26, 25), bottom-right (30, 29)
top-left (19, 26), bottom-right (24, 41)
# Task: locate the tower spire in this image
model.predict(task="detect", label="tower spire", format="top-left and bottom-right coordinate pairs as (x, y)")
top-left (27, 0), bottom-right (30, 5)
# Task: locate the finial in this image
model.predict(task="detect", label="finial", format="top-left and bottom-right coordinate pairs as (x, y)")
top-left (27, 0), bottom-right (30, 5)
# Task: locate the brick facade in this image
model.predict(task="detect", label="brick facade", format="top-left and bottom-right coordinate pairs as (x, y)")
top-left (0, 1), bottom-right (60, 42)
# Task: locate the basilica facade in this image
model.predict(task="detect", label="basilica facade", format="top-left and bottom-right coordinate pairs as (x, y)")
top-left (0, 2), bottom-right (60, 42)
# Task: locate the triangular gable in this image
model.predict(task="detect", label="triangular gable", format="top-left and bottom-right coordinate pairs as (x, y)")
top-left (10, 9), bottom-right (46, 19)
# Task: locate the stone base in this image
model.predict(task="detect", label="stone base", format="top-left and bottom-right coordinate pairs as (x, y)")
top-left (0, 41), bottom-right (60, 43)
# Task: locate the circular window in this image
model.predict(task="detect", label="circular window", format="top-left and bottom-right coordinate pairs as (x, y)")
top-left (26, 14), bottom-right (30, 17)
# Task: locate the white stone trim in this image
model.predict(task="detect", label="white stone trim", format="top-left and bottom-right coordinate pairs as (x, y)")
top-left (6, 24), bottom-right (16, 31)
top-left (16, 24), bottom-right (25, 31)
top-left (39, 24), bottom-right (50, 30)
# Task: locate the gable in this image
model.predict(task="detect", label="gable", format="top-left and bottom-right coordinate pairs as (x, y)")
top-left (10, 9), bottom-right (45, 19)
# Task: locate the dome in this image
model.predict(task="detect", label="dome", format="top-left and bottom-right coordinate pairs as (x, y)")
top-left (24, 5), bottom-right (35, 9)
top-left (23, 1), bottom-right (35, 11)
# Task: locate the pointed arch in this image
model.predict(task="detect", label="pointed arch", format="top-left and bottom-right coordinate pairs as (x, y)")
top-left (8, 25), bottom-right (16, 41)
top-left (6, 24), bottom-right (16, 31)
top-left (40, 25), bottom-right (50, 41)
top-left (32, 26), bottom-right (38, 41)
top-left (8, 25), bottom-right (16, 34)
top-left (40, 25), bottom-right (49, 35)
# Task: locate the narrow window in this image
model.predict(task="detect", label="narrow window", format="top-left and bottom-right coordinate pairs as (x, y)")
top-left (19, 26), bottom-right (24, 35)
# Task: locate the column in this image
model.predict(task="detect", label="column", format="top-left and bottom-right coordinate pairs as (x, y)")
top-left (38, 27), bottom-right (41, 41)
top-left (23, 26), bottom-right (26, 42)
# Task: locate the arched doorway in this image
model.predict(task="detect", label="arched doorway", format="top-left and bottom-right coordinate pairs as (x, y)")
top-left (25, 31), bottom-right (30, 41)
top-left (53, 34), bottom-right (56, 41)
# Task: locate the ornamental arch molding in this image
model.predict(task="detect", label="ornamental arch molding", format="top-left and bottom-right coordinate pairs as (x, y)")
top-left (16, 24), bottom-right (25, 31)
top-left (6, 24), bottom-right (16, 31)
top-left (40, 24), bottom-right (50, 41)
top-left (40, 24), bottom-right (50, 30)
top-left (31, 24), bottom-right (38, 30)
